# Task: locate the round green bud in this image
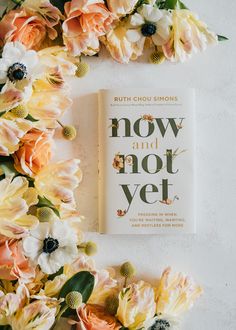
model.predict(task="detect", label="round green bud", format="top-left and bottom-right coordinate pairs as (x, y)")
top-left (75, 62), bottom-right (90, 78)
top-left (85, 241), bottom-right (97, 256)
top-left (150, 51), bottom-right (165, 65)
top-left (65, 291), bottom-right (83, 309)
top-left (105, 295), bottom-right (119, 316)
top-left (62, 125), bottom-right (77, 141)
top-left (120, 262), bottom-right (136, 278)
top-left (11, 104), bottom-right (28, 118)
top-left (37, 207), bottom-right (55, 222)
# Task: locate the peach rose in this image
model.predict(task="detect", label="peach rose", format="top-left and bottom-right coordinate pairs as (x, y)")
top-left (0, 3), bottom-right (61, 50)
top-left (13, 128), bottom-right (53, 176)
top-left (0, 8), bottom-right (46, 50)
top-left (75, 304), bottom-right (121, 330)
top-left (0, 235), bottom-right (35, 282)
top-left (22, 0), bottom-right (63, 40)
top-left (62, 0), bottom-right (114, 56)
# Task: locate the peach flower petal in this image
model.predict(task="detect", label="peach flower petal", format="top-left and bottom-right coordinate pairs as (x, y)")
top-left (63, 0), bottom-right (114, 56)
top-left (13, 128), bottom-right (53, 176)
top-left (0, 236), bottom-right (35, 282)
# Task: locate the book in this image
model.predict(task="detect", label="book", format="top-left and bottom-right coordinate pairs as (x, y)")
top-left (98, 88), bottom-right (195, 234)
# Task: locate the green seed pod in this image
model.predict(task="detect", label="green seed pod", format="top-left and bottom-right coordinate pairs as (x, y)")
top-left (120, 262), bottom-right (136, 278)
top-left (84, 241), bottom-right (97, 256)
top-left (37, 207), bottom-right (55, 222)
top-left (75, 62), bottom-right (90, 78)
top-left (150, 51), bottom-right (166, 65)
top-left (62, 125), bottom-right (77, 141)
top-left (11, 104), bottom-right (28, 118)
top-left (65, 291), bottom-right (83, 309)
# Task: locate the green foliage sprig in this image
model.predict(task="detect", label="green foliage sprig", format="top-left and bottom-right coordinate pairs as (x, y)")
top-left (58, 271), bottom-right (95, 316)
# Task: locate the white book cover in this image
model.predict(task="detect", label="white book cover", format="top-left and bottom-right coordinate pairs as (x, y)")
top-left (98, 88), bottom-right (195, 234)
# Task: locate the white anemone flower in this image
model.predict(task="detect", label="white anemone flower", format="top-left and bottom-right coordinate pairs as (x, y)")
top-left (126, 5), bottom-right (172, 51)
top-left (143, 314), bottom-right (180, 330)
top-left (0, 42), bottom-right (39, 84)
top-left (22, 219), bottom-right (78, 274)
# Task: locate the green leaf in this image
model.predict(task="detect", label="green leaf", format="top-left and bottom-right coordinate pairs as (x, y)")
top-left (160, 0), bottom-right (188, 9)
top-left (27, 177), bottom-right (35, 187)
top-left (0, 174), bottom-right (5, 181)
top-left (11, 0), bottom-right (24, 5)
top-left (164, 0), bottom-right (178, 9)
top-left (36, 196), bottom-right (60, 218)
top-left (59, 271), bottom-right (95, 316)
top-left (50, 0), bottom-right (68, 13)
top-left (177, 0), bottom-right (188, 9)
top-left (156, 0), bottom-right (166, 9)
top-left (25, 114), bottom-right (39, 122)
top-left (48, 267), bottom-right (64, 281)
top-left (0, 160), bottom-right (18, 178)
top-left (217, 34), bottom-right (228, 41)
top-left (0, 111), bottom-right (6, 117)
top-left (0, 156), bottom-right (12, 162)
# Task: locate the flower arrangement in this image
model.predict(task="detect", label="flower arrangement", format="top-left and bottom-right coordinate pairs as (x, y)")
top-left (0, 0), bottom-right (225, 329)
top-left (0, 0), bottom-right (227, 66)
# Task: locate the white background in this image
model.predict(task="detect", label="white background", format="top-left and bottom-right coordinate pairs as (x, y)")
top-left (57, 1), bottom-right (236, 329)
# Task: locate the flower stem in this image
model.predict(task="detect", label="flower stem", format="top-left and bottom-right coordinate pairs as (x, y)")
top-left (57, 120), bottom-right (64, 128)
top-left (77, 243), bottom-right (86, 254)
top-left (51, 304), bottom-right (69, 330)
top-left (56, 304), bottom-right (68, 321)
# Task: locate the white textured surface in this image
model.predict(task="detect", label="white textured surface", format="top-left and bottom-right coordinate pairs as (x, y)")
top-left (58, 1), bottom-right (236, 329)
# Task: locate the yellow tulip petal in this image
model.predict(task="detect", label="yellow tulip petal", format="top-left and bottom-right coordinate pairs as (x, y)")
top-left (11, 301), bottom-right (56, 330)
top-left (34, 159), bottom-right (82, 214)
top-left (155, 267), bottom-right (203, 317)
top-left (23, 187), bottom-right (38, 207)
top-left (15, 215), bottom-right (39, 230)
top-left (0, 89), bottom-right (23, 113)
top-left (117, 281), bottom-right (156, 329)
top-left (0, 118), bottom-right (32, 156)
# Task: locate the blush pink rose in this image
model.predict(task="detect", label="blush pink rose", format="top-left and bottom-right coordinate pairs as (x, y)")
top-left (0, 4), bottom-right (61, 50)
top-left (62, 0), bottom-right (114, 56)
top-left (0, 235), bottom-right (35, 282)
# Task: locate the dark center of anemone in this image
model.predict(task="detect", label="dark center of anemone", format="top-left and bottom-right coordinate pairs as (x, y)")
top-left (150, 319), bottom-right (171, 330)
top-left (43, 237), bottom-right (59, 254)
top-left (7, 62), bottom-right (27, 82)
top-left (141, 23), bottom-right (157, 37)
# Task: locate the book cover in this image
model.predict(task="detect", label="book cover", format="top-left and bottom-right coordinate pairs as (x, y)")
top-left (98, 88), bottom-right (195, 234)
